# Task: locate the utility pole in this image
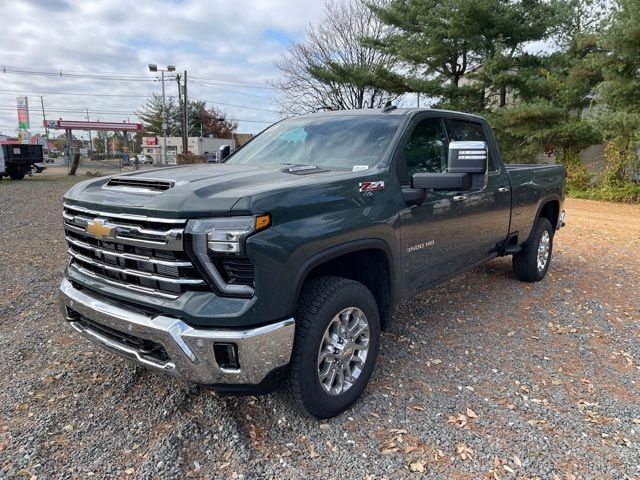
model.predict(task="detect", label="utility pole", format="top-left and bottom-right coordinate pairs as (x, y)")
top-left (176, 73), bottom-right (185, 155)
top-left (40, 96), bottom-right (49, 149)
top-left (182, 70), bottom-right (188, 154)
top-left (86, 108), bottom-right (93, 154)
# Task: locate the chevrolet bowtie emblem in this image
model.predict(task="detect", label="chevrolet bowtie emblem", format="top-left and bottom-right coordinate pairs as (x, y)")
top-left (85, 219), bottom-right (115, 240)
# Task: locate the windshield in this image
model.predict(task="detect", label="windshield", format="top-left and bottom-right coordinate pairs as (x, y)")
top-left (227, 115), bottom-right (402, 170)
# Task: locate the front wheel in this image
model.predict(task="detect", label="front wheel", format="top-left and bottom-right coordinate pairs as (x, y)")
top-left (289, 276), bottom-right (380, 419)
top-left (513, 217), bottom-right (554, 282)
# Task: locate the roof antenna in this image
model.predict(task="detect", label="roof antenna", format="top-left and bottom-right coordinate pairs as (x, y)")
top-left (382, 101), bottom-right (397, 113)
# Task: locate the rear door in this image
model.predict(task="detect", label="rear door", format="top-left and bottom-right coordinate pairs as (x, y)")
top-left (444, 116), bottom-right (511, 264)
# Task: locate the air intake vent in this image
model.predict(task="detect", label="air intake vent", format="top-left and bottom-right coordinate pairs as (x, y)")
top-left (104, 177), bottom-right (175, 193)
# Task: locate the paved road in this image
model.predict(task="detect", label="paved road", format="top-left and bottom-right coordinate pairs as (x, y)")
top-left (0, 176), bottom-right (638, 479)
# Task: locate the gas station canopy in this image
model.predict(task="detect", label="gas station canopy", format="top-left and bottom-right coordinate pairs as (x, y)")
top-left (43, 120), bottom-right (143, 132)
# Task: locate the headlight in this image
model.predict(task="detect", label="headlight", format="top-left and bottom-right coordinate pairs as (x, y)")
top-left (184, 214), bottom-right (270, 298)
top-left (186, 214), bottom-right (271, 254)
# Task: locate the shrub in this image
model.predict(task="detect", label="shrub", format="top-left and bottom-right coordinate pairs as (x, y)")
top-left (569, 183), bottom-right (640, 203)
top-left (177, 153), bottom-right (205, 165)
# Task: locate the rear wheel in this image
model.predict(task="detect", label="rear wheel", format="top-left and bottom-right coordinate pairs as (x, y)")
top-left (513, 217), bottom-right (554, 282)
top-left (289, 276), bottom-right (380, 419)
top-left (9, 172), bottom-right (25, 180)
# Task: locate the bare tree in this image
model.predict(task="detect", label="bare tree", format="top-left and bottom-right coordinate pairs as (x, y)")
top-left (273, 0), bottom-right (398, 115)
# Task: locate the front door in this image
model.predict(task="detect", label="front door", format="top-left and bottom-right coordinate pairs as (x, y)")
top-left (398, 116), bottom-right (471, 293)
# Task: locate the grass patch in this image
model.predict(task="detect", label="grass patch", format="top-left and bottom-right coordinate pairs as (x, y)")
top-left (568, 183), bottom-right (640, 203)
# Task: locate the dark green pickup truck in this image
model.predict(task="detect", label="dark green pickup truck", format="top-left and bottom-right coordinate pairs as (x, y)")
top-left (59, 108), bottom-right (566, 418)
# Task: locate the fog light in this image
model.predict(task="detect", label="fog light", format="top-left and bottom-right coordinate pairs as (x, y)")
top-left (214, 343), bottom-right (240, 370)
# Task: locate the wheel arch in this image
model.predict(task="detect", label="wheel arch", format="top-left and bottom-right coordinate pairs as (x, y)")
top-left (291, 239), bottom-right (396, 330)
top-left (536, 197), bottom-right (561, 232)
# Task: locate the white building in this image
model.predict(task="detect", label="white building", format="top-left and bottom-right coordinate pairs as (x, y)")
top-left (142, 136), bottom-right (236, 163)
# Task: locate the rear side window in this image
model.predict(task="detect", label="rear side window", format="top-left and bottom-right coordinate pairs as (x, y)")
top-left (449, 119), bottom-right (495, 170)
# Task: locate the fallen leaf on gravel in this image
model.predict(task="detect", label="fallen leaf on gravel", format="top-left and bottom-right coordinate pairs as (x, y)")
top-left (16, 470), bottom-right (32, 478)
top-left (411, 405), bottom-right (426, 411)
top-left (125, 468), bottom-right (134, 475)
top-left (632, 418), bottom-right (640, 424)
top-left (466, 408), bottom-right (478, 418)
top-left (503, 465), bottom-right (515, 474)
top-left (308, 444), bottom-right (320, 459)
top-left (409, 462), bottom-right (425, 473)
top-left (456, 443), bottom-right (474, 460)
top-left (513, 455), bottom-right (522, 467)
top-left (319, 423), bottom-right (330, 430)
top-left (448, 413), bottom-right (469, 429)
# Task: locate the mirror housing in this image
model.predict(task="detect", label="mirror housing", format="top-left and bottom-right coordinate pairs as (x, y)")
top-left (412, 172), bottom-right (471, 191)
top-left (447, 141), bottom-right (487, 173)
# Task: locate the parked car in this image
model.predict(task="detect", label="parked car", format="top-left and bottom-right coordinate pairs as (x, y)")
top-left (58, 108), bottom-right (566, 418)
top-left (31, 162), bottom-right (47, 174)
top-left (135, 154), bottom-right (153, 165)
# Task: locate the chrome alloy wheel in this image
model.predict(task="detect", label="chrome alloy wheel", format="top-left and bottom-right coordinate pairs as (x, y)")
top-left (317, 307), bottom-right (370, 396)
top-left (537, 230), bottom-right (551, 272)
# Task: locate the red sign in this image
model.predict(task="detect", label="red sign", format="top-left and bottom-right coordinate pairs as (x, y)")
top-left (145, 137), bottom-right (158, 145)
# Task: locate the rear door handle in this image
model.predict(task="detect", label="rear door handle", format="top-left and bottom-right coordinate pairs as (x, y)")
top-left (498, 186), bottom-right (510, 193)
top-left (453, 194), bottom-right (468, 202)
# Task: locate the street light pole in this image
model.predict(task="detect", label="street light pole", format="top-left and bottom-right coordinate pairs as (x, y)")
top-left (148, 64), bottom-right (175, 166)
top-left (161, 69), bottom-right (167, 166)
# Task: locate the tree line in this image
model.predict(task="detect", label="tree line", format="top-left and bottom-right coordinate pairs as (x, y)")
top-left (138, 94), bottom-right (238, 140)
top-left (274, 0), bottom-right (640, 202)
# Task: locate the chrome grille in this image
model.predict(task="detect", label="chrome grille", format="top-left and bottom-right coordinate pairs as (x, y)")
top-left (63, 203), bottom-right (206, 299)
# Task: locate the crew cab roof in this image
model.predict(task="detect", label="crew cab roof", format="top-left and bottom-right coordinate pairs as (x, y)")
top-left (294, 107), bottom-right (487, 122)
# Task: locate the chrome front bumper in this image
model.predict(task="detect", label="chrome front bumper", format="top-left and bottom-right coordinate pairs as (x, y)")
top-left (58, 278), bottom-right (295, 385)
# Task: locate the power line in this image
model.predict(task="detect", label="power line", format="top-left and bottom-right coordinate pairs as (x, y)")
top-left (0, 88), bottom-right (153, 98)
top-left (190, 79), bottom-right (274, 90)
top-left (1, 66), bottom-right (276, 89)
top-left (191, 97), bottom-right (277, 113)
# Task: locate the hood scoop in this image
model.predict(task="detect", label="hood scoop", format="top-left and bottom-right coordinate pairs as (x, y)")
top-left (103, 176), bottom-right (183, 193)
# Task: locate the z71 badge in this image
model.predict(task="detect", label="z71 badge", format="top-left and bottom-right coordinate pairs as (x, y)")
top-left (359, 181), bottom-right (385, 193)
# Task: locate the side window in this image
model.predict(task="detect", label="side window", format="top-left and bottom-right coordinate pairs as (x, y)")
top-left (449, 119), bottom-right (495, 170)
top-left (400, 118), bottom-right (448, 183)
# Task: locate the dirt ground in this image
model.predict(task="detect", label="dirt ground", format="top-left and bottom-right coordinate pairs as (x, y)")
top-left (0, 175), bottom-right (638, 479)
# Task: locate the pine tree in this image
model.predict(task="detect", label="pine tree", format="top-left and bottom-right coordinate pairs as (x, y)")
top-left (595, 0), bottom-right (640, 185)
top-left (325, 0), bottom-right (559, 111)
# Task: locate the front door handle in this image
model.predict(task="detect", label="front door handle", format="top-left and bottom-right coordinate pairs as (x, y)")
top-left (498, 186), bottom-right (510, 193)
top-left (453, 194), bottom-right (468, 202)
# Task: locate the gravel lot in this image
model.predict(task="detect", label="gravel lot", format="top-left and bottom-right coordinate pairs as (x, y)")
top-left (1, 174), bottom-right (638, 479)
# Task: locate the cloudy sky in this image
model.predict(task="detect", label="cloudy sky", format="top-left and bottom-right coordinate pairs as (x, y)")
top-left (0, 0), bottom-right (328, 138)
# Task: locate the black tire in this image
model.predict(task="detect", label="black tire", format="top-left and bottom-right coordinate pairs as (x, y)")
top-left (9, 172), bottom-right (25, 180)
top-left (513, 217), bottom-right (554, 282)
top-left (289, 276), bottom-right (380, 419)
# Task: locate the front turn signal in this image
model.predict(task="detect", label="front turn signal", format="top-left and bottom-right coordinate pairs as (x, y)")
top-left (255, 214), bottom-right (271, 231)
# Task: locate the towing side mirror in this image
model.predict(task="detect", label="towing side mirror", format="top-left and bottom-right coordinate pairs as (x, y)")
top-left (412, 172), bottom-right (471, 190)
top-left (447, 141), bottom-right (487, 173)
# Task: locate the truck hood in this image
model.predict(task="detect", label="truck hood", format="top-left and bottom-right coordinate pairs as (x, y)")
top-left (63, 163), bottom-right (353, 217)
